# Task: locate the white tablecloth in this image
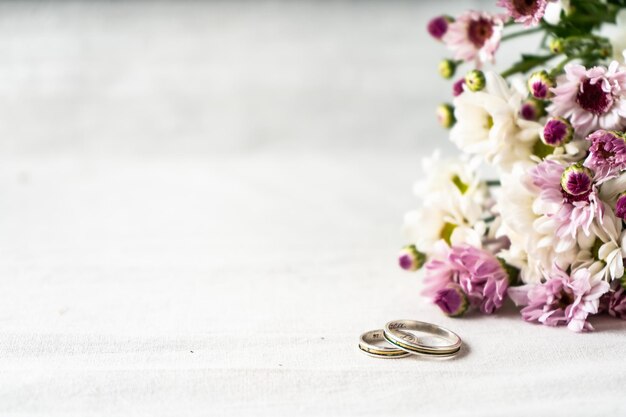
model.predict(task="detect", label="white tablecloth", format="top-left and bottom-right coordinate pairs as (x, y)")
top-left (3, 153), bottom-right (626, 416)
top-left (2, 1), bottom-right (626, 416)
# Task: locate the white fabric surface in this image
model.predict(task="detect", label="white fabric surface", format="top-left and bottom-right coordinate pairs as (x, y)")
top-left (2, 1), bottom-right (626, 416)
top-left (3, 153), bottom-right (626, 416)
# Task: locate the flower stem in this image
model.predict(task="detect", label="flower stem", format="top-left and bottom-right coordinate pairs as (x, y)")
top-left (501, 26), bottom-right (543, 42)
top-left (550, 56), bottom-right (575, 76)
top-left (500, 54), bottom-right (554, 78)
top-left (486, 180), bottom-right (501, 187)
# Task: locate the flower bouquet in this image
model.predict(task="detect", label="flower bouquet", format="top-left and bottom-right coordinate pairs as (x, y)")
top-left (400, 0), bottom-right (626, 331)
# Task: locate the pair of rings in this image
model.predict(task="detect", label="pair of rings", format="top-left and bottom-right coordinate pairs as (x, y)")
top-left (359, 319), bottom-right (462, 359)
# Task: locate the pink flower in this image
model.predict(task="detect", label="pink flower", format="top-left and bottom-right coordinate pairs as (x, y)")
top-left (422, 242), bottom-right (457, 299)
top-left (497, 0), bottom-right (548, 27)
top-left (433, 283), bottom-right (469, 317)
top-left (422, 243), bottom-right (511, 315)
top-left (444, 11), bottom-right (504, 69)
top-left (529, 161), bottom-right (604, 250)
top-left (510, 267), bottom-right (609, 332)
top-left (584, 130), bottom-right (626, 181)
top-left (548, 62), bottom-right (626, 137)
top-left (600, 287), bottom-right (626, 319)
top-left (449, 245), bottom-right (511, 314)
top-left (616, 193), bottom-right (626, 220)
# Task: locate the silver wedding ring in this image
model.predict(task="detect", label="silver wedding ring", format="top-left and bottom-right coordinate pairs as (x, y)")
top-left (383, 319), bottom-right (462, 356)
top-left (358, 329), bottom-right (413, 359)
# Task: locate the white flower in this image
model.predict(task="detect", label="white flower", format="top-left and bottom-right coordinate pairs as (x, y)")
top-left (599, 171), bottom-right (626, 205)
top-left (608, 9), bottom-right (626, 64)
top-left (541, 139), bottom-right (590, 165)
top-left (403, 152), bottom-right (487, 253)
top-left (450, 72), bottom-right (542, 171)
top-left (575, 210), bottom-right (625, 281)
top-left (496, 163), bottom-right (577, 283)
top-left (543, 0), bottom-right (570, 25)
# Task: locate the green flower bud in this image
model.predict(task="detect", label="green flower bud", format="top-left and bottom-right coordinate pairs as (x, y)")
top-left (433, 283), bottom-right (469, 317)
top-left (527, 70), bottom-right (554, 100)
top-left (542, 117), bottom-right (573, 147)
top-left (436, 103), bottom-right (455, 128)
top-left (465, 70), bottom-right (486, 92)
top-left (398, 245), bottom-right (426, 271)
top-left (560, 163), bottom-right (593, 198)
top-left (549, 38), bottom-right (565, 54)
top-left (520, 98), bottom-right (547, 121)
top-left (438, 59), bottom-right (457, 79)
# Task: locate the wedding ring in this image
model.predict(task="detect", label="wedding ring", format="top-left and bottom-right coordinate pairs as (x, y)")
top-left (358, 329), bottom-right (413, 358)
top-left (383, 319), bottom-right (462, 356)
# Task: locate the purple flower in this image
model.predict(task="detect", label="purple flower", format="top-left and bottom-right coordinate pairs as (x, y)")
top-left (530, 161), bottom-right (604, 250)
top-left (444, 11), bottom-right (504, 69)
top-left (560, 163), bottom-right (593, 199)
top-left (528, 70), bottom-right (554, 99)
top-left (600, 287), bottom-right (626, 319)
top-left (434, 283), bottom-right (469, 317)
top-left (548, 62), bottom-right (626, 136)
top-left (427, 15), bottom-right (452, 41)
top-left (422, 243), bottom-right (511, 315)
top-left (449, 245), bottom-right (511, 314)
top-left (422, 243), bottom-right (457, 299)
top-left (510, 267), bottom-right (609, 332)
top-left (497, 0), bottom-right (548, 27)
top-left (616, 194), bottom-right (626, 220)
top-left (583, 130), bottom-right (626, 181)
top-left (520, 100), bottom-right (543, 121)
top-left (452, 78), bottom-right (466, 96)
top-left (542, 117), bottom-right (573, 146)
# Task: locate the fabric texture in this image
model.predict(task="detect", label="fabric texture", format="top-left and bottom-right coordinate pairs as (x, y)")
top-left (2, 154), bottom-right (626, 416)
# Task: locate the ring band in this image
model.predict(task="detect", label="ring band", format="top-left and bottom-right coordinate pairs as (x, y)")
top-left (383, 319), bottom-right (462, 355)
top-left (358, 329), bottom-right (413, 358)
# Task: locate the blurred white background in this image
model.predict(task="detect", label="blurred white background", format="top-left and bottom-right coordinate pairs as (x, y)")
top-left (0, 0), bottom-right (507, 156)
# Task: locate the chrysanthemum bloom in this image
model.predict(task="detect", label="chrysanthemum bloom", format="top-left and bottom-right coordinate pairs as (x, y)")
top-left (548, 62), bottom-right (626, 137)
top-left (497, 0), bottom-right (548, 27)
top-left (528, 70), bottom-right (554, 100)
top-left (444, 11), bottom-right (504, 68)
top-left (403, 153), bottom-right (487, 253)
top-left (422, 242), bottom-right (458, 299)
top-left (433, 283), bottom-right (469, 317)
top-left (451, 72), bottom-right (542, 170)
top-left (574, 210), bottom-right (625, 281)
top-left (427, 15), bottom-right (453, 41)
top-left (584, 130), bottom-right (626, 181)
top-left (530, 161), bottom-right (604, 252)
top-left (600, 287), bottom-right (626, 319)
top-left (542, 117), bottom-right (572, 146)
top-left (497, 165), bottom-right (578, 284)
top-left (509, 267), bottom-right (609, 332)
top-left (449, 245), bottom-right (511, 314)
top-left (422, 243), bottom-right (511, 315)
